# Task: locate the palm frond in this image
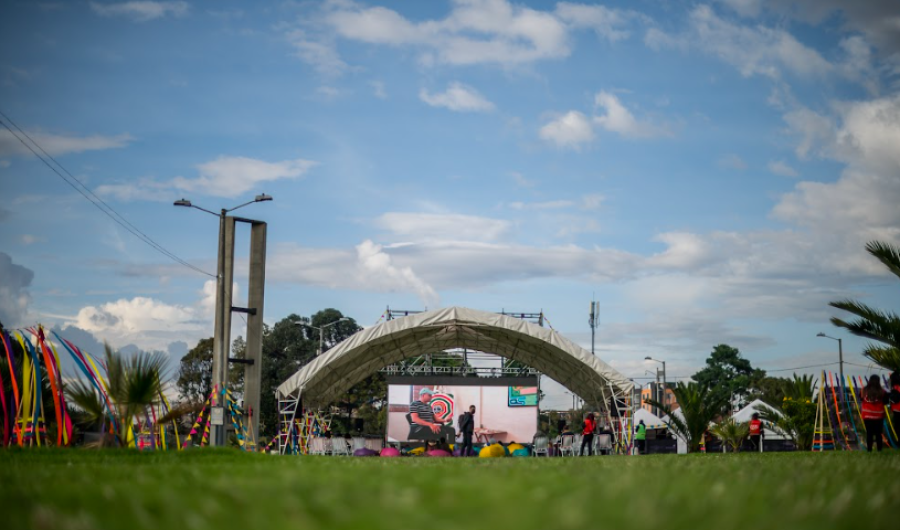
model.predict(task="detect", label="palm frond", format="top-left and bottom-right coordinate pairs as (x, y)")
top-left (829, 303), bottom-right (900, 348)
top-left (862, 345), bottom-right (900, 372)
top-left (866, 241), bottom-right (900, 280)
top-left (65, 380), bottom-right (107, 424)
top-left (709, 418), bottom-right (749, 453)
top-left (156, 401), bottom-right (202, 425)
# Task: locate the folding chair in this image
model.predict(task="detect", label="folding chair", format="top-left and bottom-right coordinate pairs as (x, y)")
top-left (308, 437), bottom-right (328, 455)
top-left (532, 435), bottom-right (550, 457)
top-left (330, 437), bottom-right (350, 456)
top-left (596, 434), bottom-right (612, 455)
top-left (572, 434), bottom-right (583, 456)
top-left (559, 435), bottom-right (575, 456)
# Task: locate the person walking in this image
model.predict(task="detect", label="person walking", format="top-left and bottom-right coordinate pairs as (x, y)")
top-left (861, 375), bottom-right (888, 452)
top-left (458, 405), bottom-right (476, 457)
top-left (580, 412), bottom-right (596, 456)
top-left (634, 419), bottom-right (647, 454)
top-left (749, 412), bottom-right (763, 452)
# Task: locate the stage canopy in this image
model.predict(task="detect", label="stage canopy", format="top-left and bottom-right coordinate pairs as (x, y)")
top-left (276, 306), bottom-right (634, 410)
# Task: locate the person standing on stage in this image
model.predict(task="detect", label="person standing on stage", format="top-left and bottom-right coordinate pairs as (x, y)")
top-left (458, 405), bottom-right (476, 457)
top-left (749, 412), bottom-right (763, 451)
top-left (580, 412), bottom-right (596, 456)
top-left (861, 375), bottom-right (888, 452)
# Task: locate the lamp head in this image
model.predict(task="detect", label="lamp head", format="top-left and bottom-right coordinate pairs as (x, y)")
top-left (816, 332), bottom-right (826, 337)
top-left (254, 193), bottom-right (273, 202)
top-left (644, 356), bottom-right (652, 361)
top-left (174, 198), bottom-right (192, 207)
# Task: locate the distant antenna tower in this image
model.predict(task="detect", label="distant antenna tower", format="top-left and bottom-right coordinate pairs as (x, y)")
top-left (588, 299), bottom-right (600, 355)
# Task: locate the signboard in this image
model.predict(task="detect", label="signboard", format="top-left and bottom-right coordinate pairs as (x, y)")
top-left (508, 386), bottom-right (538, 407)
top-left (210, 406), bottom-right (225, 426)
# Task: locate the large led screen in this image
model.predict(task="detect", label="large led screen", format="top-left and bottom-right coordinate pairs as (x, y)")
top-left (386, 384), bottom-right (538, 444)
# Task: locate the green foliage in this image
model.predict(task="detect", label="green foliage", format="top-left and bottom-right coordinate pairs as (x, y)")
top-left (709, 418), bottom-right (749, 453)
top-left (755, 374), bottom-right (817, 451)
top-left (748, 376), bottom-right (790, 407)
top-left (175, 337), bottom-right (246, 405)
top-left (691, 344), bottom-right (766, 413)
top-left (65, 344), bottom-right (166, 447)
top-left (829, 240), bottom-right (900, 372)
top-left (646, 381), bottom-right (728, 453)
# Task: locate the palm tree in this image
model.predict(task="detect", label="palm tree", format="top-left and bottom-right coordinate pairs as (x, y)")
top-left (66, 344), bottom-right (167, 447)
top-left (830, 240), bottom-right (900, 372)
top-left (709, 418), bottom-right (749, 453)
top-left (646, 381), bottom-right (728, 453)
top-left (756, 374), bottom-right (817, 451)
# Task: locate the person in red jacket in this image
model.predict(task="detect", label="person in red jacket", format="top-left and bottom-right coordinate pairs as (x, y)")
top-left (748, 412), bottom-right (763, 452)
top-left (580, 412), bottom-right (596, 456)
top-left (861, 375), bottom-right (887, 452)
top-left (889, 371), bottom-right (900, 437)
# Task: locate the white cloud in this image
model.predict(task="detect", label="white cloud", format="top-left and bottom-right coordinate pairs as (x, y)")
top-left (593, 91), bottom-right (670, 138)
top-left (356, 240), bottom-right (439, 307)
top-left (648, 5), bottom-right (833, 80)
top-left (96, 155), bottom-right (318, 201)
top-left (285, 29), bottom-right (349, 76)
top-left (375, 212), bottom-right (511, 242)
top-left (0, 130), bottom-right (133, 157)
top-left (90, 1), bottom-right (188, 22)
top-left (768, 160), bottom-right (799, 177)
top-left (539, 111), bottom-right (594, 148)
top-left (716, 0), bottom-right (763, 18)
top-left (509, 171), bottom-right (536, 188)
top-left (555, 2), bottom-right (637, 42)
top-left (581, 193), bottom-right (604, 210)
top-left (419, 82), bottom-right (495, 112)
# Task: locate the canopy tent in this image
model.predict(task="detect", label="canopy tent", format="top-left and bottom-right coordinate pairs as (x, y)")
top-left (276, 306), bottom-right (634, 414)
top-left (731, 399), bottom-right (788, 440)
top-left (633, 408), bottom-right (667, 430)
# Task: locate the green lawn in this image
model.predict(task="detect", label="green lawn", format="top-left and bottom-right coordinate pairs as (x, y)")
top-left (1, 450), bottom-right (898, 530)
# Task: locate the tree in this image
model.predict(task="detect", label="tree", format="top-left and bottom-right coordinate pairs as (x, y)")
top-left (66, 344), bottom-right (166, 447)
top-left (748, 376), bottom-right (790, 407)
top-left (829, 241), bottom-right (900, 372)
top-left (756, 374), bottom-right (816, 451)
top-left (692, 344), bottom-right (766, 414)
top-left (647, 381), bottom-right (728, 453)
top-left (175, 337), bottom-right (245, 405)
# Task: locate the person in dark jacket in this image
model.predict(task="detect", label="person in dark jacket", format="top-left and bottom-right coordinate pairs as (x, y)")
top-left (458, 405), bottom-right (476, 456)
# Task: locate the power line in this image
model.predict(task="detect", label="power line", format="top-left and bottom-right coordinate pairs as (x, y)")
top-left (0, 110), bottom-right (214, 278)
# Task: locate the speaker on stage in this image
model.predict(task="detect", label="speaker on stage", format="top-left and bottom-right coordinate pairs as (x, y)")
top-left (354, 418), bottom-right (364, 433)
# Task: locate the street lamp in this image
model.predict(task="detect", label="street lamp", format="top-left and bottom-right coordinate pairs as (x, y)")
top-left (645, 370), bottom-right (660, 416)
top-left (174, 193), bottom-right (272, 446)
top-left (296, 317), bottom-right (350, 356)
top-left (817, 332), bottom-right (845, 410)
top-left (645, 356), bottom-right (667, 409)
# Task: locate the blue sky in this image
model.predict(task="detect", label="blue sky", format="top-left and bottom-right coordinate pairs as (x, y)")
top-left (1, 0), bottom-right (898, 408)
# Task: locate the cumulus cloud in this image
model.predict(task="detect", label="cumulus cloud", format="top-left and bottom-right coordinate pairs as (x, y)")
top-left (90, 1), bottom-right (188, 22)
top-left (554, 2), bottom-right (638, 42)
top-left (96, 155), bottom-right (318, 200)
top-left (420, 82), bottom-right (495, 112)
top-left (0, 253), bottom-right (34, 327)
top-left (539, 111), bottom-right (594, 148)
top-left (593, 91), bottom-right (670, 138)
top-left (285, 29), bottom-right (349, 76)
top-left (0, 129), bottom-right (132, 157)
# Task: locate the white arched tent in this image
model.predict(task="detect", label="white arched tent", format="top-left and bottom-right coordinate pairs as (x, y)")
top-left (275, 306), bottom-right (634, 452)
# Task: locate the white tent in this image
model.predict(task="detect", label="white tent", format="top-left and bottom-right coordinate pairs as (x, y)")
top-left (633, 408), bottom-right (667, 429)
top-left (731, 399), bottom-right (789, 440)
top-left (276, 306), bottom-right (634, 406)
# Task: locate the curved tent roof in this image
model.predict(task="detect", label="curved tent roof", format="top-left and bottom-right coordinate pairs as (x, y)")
top-left (276, 306), bottom-right (634, 408)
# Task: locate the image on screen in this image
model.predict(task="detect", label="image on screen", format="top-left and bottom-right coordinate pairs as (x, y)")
top-left (387, 384), bottom-right (538, 444)
top-left (508, 386), bottom-right (539, 407)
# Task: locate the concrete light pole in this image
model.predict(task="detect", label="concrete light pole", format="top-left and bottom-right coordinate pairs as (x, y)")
top-left (296, 317), bottom-right (349, 356)
top-left (817, 332), bottom-right (845, 411)
top-left (174, 194), bottom-right (271, 447)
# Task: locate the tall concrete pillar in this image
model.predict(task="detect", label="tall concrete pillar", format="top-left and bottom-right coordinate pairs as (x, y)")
top-left (211, 216), bottom-right (236, 447)
top-left (244, 221), bottom-right (266, 446)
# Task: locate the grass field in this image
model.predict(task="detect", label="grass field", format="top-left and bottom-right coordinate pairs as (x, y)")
top-left (2, 450), bottom-right (898, 530)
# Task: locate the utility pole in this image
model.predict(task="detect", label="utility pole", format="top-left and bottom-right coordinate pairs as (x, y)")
top-left (588, 300), bottom-right (599, 356)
